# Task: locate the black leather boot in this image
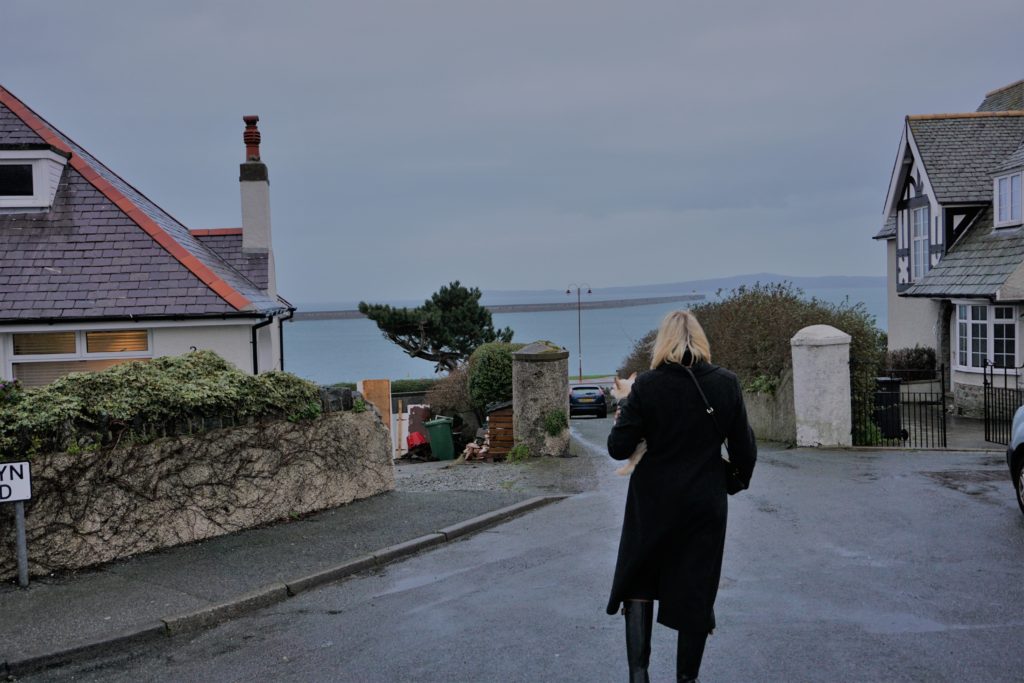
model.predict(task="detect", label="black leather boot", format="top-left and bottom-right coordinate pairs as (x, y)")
top-left (624, 600), bottom-right (653, 683)
top-left (676, 627), bottom-right (708, 682)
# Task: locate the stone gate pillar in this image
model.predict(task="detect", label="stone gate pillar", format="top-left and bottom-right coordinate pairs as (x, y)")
top-left (512, 341), bottom-right (570, 457)
top-left (791, 325), bottom-right (852, 447)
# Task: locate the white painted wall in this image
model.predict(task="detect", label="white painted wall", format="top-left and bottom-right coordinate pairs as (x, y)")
top-left (886, 239), bottom-right (941, 351)
top-left (2, 321), bottom-right (282, 381)
top-left (152, 325), bottom-right (253, 372)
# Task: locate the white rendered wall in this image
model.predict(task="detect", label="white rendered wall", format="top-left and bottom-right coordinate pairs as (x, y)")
top-left (240, 181), bottom-right (272, 252)
top-left (886, 239), bottom-right (941, 351)
top-left (791, 325), bottom-right (852, 447)
top-left (256, 324), bottom-right (276, 373)
top-left (152, 325), bottom-right (253, 373)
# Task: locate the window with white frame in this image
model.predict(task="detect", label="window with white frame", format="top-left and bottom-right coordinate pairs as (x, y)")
top-left (996, 171), bottom-right (1022, 227)
top-left (956, 303), bottom-right (1017, 369)
top-left (0, 150), bottom-right (68, 209)
top-left (9, 329), bottom-right (151, 387)
top-left (911, 206), bottom-right (929, 280)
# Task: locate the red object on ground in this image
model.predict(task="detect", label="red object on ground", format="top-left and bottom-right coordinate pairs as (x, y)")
top-left (407, 431), bottom-right (428, 449)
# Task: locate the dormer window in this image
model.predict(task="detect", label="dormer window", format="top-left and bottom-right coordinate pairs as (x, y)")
top-left (0, 147), bottom-right (69, 209)
top-left (995, 171), bottom-right (1022, 227)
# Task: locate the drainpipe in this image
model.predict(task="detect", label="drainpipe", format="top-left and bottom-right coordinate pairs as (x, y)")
top-left (278, 307), bottom-right (295, 371)
top-left (250, 316), bottom-right (273, 374)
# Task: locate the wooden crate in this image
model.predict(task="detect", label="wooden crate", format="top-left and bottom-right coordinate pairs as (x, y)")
top-left (486, 406), bottom-right (514, 459)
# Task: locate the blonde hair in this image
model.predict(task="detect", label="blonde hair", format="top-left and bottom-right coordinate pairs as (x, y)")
top-left (649, 310), bottom-right (711, 369)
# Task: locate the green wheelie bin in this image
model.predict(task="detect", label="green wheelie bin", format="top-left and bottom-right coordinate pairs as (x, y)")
top-left (424, 416), bottom-right (455, 460)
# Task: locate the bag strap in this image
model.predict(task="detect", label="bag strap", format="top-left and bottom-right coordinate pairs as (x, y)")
top-left (681, 365), bottom-right (724, 439)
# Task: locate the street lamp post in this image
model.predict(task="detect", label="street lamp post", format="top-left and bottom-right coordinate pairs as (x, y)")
top-left (566, 284), bottom-right (591, 383)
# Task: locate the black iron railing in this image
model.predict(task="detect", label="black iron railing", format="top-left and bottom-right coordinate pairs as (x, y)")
top-left (851, 364), bottom-right (947, 448)
top-left (983, 362), bottom-right (1023, 445)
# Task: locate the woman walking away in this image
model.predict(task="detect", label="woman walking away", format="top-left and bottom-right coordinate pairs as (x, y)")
top-left (607, 310), bottom-right (757, 682)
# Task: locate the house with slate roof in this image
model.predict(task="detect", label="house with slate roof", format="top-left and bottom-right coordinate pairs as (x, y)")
top-left (876, 79), bottom-right (1024, 414)
top-left (0, 86), bottom-right (293, 387)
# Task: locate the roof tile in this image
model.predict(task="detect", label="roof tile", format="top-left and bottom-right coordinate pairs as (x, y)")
top-left (0, 94), bottom-right (286, 321)
top-left (905, 207), bottom-right (1024, 298)
top-left (908, 115), bottom-right (1024, 203)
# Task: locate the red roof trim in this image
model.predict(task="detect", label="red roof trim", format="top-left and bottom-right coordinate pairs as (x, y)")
top-left (191, 228), bottom-right (243, 236)
top-left (0, 86), bottom-right (252, 312)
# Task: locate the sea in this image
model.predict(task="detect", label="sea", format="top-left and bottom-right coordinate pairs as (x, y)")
top-left (284, 286), bottom-right (887, 385)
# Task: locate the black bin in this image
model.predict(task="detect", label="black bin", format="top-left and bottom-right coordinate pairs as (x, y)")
top-left (873, 377), bottom-right (903, 439)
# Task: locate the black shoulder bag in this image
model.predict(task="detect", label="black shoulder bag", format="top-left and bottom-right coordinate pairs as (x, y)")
top-left (682, 366), bottom-right (748, 495)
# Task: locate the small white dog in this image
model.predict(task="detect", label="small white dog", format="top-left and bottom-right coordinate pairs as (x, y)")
top-left (610, 373), bottom-right (647, 476)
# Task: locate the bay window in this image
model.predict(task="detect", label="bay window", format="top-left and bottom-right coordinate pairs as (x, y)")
top-left (956, 303), bottom-right (1017, 370)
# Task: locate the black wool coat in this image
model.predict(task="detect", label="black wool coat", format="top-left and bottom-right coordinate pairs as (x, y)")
top-left (606, 360), bottom-right (757, 632)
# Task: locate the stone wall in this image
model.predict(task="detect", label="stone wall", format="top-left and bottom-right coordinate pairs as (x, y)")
top-left (743, 369), bottom-right (796, 445)
top-left (953, 382), bottom-right (985, 418)
top-left (0, 410), bottom-right (393, 580)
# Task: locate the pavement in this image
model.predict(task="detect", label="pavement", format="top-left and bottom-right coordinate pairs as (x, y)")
top-left (0, 481), bottom-right (567, 677)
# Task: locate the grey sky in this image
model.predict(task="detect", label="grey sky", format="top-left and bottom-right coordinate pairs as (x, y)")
top-left (3, 1), bottom-right (1022, 305)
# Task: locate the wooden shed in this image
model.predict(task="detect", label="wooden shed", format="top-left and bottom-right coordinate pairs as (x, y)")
top-left (485, 401), bottom-right (514, 460)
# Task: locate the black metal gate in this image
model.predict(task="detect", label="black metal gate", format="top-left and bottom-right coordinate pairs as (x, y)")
top-left (983, 362), bottom-right (1022, 445)
top-left (851, 364), bottom-right (947, 448)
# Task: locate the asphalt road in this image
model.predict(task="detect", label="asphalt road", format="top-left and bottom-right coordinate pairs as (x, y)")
top-left (27, 419), bottom-right (1024, 682)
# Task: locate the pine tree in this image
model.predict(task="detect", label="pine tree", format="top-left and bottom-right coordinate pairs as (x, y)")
top-left (358, 281), bottom-right (514, 372)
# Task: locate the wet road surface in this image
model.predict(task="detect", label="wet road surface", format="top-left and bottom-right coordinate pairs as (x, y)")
top-left (28, 419), bottom-right (1024, 682)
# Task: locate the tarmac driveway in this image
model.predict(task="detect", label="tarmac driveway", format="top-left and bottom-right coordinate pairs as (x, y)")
top-left (27, 419), bottom-right (1024, 682)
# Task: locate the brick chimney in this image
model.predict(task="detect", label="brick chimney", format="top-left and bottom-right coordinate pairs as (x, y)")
top-left (239, 115), bottom-right (275, 297)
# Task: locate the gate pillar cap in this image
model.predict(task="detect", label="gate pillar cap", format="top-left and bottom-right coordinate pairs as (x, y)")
top-left (513, 340), bottom-right (569, 362)
top-left (791, 324), bottom-right (851, 348)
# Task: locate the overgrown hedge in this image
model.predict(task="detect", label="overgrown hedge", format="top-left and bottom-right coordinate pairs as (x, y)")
top-left (0, 350), bottom-right (322, 459)
top-left (468, 342), bottom-right (526, 411)
top-left (619, 283), bottom-right (886, 393)
top-left (886, 346), bottom-right (936, 374)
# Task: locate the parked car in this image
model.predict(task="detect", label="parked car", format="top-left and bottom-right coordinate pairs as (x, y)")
top-left (569, 385), bottom-right (607, 418)
top-left (1007, 405), bottom-right (1024, 515)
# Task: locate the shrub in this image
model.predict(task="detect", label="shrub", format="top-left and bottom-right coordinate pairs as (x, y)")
top-left (468, 342), bottom-right (526, 411)
top-left (507, 443), bottom-right (530, 463)
top-left (426, 367), bottom-right (473, 416)
top-left (617, 282), bottom-right (886, 395)
top-left (618, 331), bottom-right (657, 379)
top-left (543, 410), bottom-right (568, 437)
top-left (0, 350), bottom-right (322, 459)
top-left (0, 378), bottom-right (22, 406)
top-left (391, 378), bottom-right (440, 394)
top-left (886, 346), bottom-right (936, 375)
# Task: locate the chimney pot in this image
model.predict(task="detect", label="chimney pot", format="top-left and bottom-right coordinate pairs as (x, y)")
top-left (243, 115), bottom-right (261, 161)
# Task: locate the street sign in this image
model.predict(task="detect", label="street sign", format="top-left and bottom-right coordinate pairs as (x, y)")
top-left (0, 461), bottom-right (31, 502)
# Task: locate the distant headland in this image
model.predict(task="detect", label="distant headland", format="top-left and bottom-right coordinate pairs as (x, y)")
top-left (292, 293), bottom-right (706, 321)
top-left (291, 273), bottom-right (885, 321)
